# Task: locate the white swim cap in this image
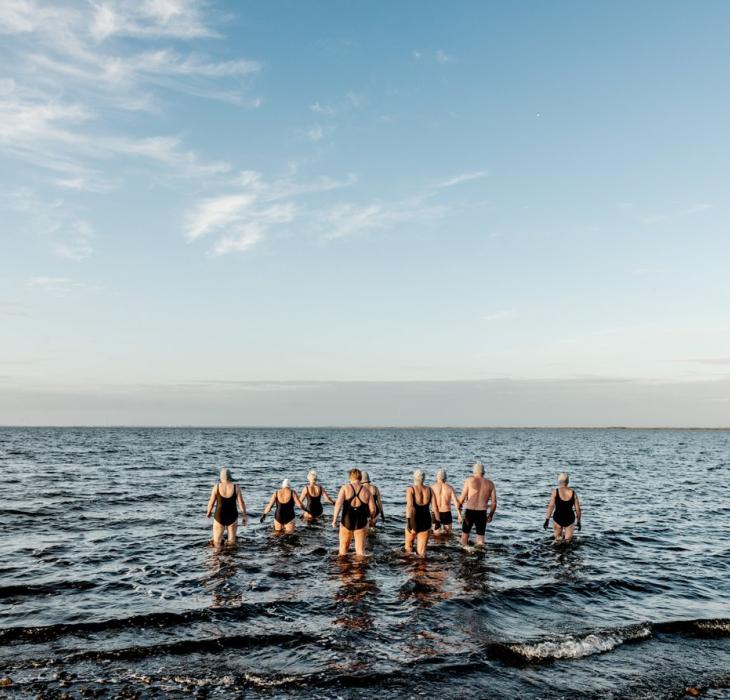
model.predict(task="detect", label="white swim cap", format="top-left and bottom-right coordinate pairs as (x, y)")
top-left (473, 461), bottom-right (485, 476)
top-left (413, 469), bottom-right (424, 484)
top-left (557, 472), bottom-right (569, 485)
top-left (361, 471), bottom-right (370, 483)
top-left (307, 470), bottom-right (317, 483)
top-left (436, 469), bottom-right (446, 481)
top-left (282, 478), bottom-right (291, 489)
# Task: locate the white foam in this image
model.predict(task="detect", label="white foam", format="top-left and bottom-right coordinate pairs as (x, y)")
top-left (509, 625), bottom-right (651, 661)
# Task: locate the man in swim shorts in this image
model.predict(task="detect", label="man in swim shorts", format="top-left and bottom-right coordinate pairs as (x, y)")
top-left (457, 461), bottom-right (497, 546)
top-left (431, 469), bottom-right (460, 534)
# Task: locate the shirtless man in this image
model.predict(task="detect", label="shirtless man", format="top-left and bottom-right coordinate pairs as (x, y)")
top-left (431, 469), bottom-right (461, 535)
top-left (457, 461), bottom-right (497, 546)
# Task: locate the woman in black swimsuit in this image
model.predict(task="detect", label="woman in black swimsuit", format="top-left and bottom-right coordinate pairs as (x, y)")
top-left (300, 470), bottom-right (335, 522)
top-left (544, 472), bottom-right (582, 541)
top-left (332, 468), bottom-right (376, 556)
top-left (405, 470), bottom-right (439, 557)
top-left (205, 468), bottom-right (247, 547)
top-left (261, 479), bottom-right (307, 533)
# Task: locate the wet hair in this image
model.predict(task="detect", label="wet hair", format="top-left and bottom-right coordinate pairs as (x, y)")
top-left (348, 468), bottom-right (362, 481)
top-left (307, 470), bottom-right (317, 483)
top-left (220, 468), bottom-right (232, 482)
top-left (557, 472), bottom-right (569, 485)
top-left (473, 460), bottom-right (485, 476)
top-left (436, 469), bottom-right (446, 481)
top-left (282, 478), bottom-right (291, 489)
top-left (361, 471), bottom-right (370, 483)
top-left (413, 469), bottom-right (424, 484)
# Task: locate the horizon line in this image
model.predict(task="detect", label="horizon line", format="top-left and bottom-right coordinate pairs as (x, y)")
top-left (1, 425), bottom-right (729, 430)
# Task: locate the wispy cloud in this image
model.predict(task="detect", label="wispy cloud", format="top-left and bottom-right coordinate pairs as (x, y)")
top-left (0, 0), bottom-right (257, 193)
top-left (305, 124), bottom-right (325, 142)
top-left (307, 90), bottom-right (366, 118)
top-left (437, 171), bottom-right (488, 188)
top-left (412, 49), bottom-right (456, 64)
top-left (185, 171), bottom-right (357, 255)
top-left (317, 197), bottom-right (444, 241)
top-left (483, 310), bottom-right (515, 322)
top-left (640, 203), bottom-right (713, 226)
top-left (26, 276), bottom-right (85, 293)
top-left (3, 188), bottom-right (95, 261)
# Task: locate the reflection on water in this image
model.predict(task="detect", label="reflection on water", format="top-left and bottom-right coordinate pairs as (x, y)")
top-left (332, 556), bottom-right (377, 630)
top-left (1, 427), bottom-right (729, 698)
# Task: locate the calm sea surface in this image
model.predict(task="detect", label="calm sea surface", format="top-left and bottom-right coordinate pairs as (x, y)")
top-left (1, 428), bottom-right (729, 699)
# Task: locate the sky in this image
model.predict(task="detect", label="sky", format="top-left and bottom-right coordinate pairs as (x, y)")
top-left (1, 0), bottom-right (729, 426)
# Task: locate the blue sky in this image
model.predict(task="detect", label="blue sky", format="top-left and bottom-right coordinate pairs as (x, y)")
top-left (1, 1), bottom-right (729, 425)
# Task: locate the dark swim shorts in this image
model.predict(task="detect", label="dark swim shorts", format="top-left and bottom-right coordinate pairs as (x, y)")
top-left (462, 509), bottom-right (487, 536)
top-left (433, 510), bottom-right (453, 530)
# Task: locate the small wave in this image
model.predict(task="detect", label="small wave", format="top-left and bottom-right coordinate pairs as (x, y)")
top-left (489, 617), bottom-right (730, 665)
top-left (489, 624), bottom-right (652, 663)
top-left (0, 580), bottom-right (96, 600)
top-left (0, 604), bottom-right (266, 644)
top-left (65, 631), bottom-right (309, 663)
top-left (656, 618), bottom-right (730, 638)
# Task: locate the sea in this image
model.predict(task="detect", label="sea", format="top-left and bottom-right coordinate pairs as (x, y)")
top-left (1, 427), bottom-right (729, 699)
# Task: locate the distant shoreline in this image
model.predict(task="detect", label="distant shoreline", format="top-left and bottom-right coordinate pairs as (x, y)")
top-left (1, 425), bottom-right (729, 431)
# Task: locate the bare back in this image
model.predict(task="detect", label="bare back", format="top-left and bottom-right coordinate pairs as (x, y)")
top-left (432, 481), bottom-right (455, 512)
top-left (343, 482), bottom-right (372, 508)
top-left (462, 476), bottom-right (494, 510)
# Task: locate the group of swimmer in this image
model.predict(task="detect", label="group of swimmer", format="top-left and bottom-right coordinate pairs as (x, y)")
top-left (205, 461), bottom-right (582, 557)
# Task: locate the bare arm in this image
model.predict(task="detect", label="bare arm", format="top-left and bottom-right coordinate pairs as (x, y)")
top-left (450, 486), bottom-right (462, 522)
top-left (321, 486), bottom-right (336, 505)
top-left (574, 491), bottom-right (581, 521)
top-left (545, 490), bottom-right (556, 519)
top-left (368, 490), bottom-right (376, 519)
top-left (376, 486), bottom-right (385, 521)
top-left (293, 492), bottom-right (306, 511)
top-left (332, 486), bottom-right (345, 528)
top-left (262, 492), bottom-right (277, 516)
top-left (430, 487), bottom-right (439, 522)
top-left (206, 485), bottom-right (217, 518)
top-left (299, 486), bottom-right (308, 504)
top-left (237, 486), bottom-right (247, 525)
top-left (457, 480), bottom-right (469, 508)
top-left (487, 483), bottom-right (497, 522)
top-left (405, 487), bottom-right (414, 531)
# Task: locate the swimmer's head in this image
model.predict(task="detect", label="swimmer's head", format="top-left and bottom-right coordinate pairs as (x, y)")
top-left (473, 460), bottom-right (485, 476)
top-left (413, 469), bottom-right (425, 484)
top-left (307, 470), bottom-right (317, 484)
top-left (361, 471), bottom-right (370, 484)
top-left (436, 469), bottom-right (446, 481)
top-left (220, 467), bottom-right (232, 482)
top-left (557, 472), bottom-right (569, 485)
top-left (282, 478), bottom-right (291, 489)
top-left (348, 467), bottom-right (362, 482)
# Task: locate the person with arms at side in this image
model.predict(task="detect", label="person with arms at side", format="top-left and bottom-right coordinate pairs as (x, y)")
top-left (458, 461), bottom-right (497, 547)
top-left (544, 472), bottom-right (581, 541)
top-left (362, 471), bottom-right (385, 529)
top-left (300, 470), bottom-right (335, 522)
top-left (404, 469), bottom-right (439, 557)
top-left (261, 479), bottom-right (307, 534)
top-left (206, 468), bottom-right (247, 547)
top-left (332, 468), bottom-right (376, 556)
top-left (431, 468), bottom-right (461, 535)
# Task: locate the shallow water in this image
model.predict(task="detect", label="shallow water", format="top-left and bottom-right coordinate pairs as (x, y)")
top-left (0, 427), bottom-right (729, 699)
